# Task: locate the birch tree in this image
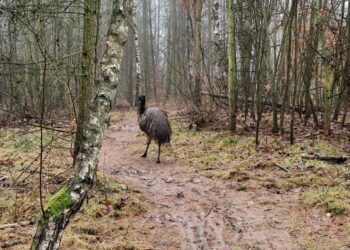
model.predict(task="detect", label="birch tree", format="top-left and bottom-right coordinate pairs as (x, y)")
top-left (134, 15), bottom-right (143, 99)
top-left (31, 0), bottom-right (130, 248)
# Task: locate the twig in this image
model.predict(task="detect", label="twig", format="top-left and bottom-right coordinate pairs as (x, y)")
top-left (0, 220), bottom-right (33, 230)
top-left (204, 206), bottom-right (214, 218)
top-left (39, 53), bottom-right (47, 216)
top-left (273, 163), bottom-right (290, 173)
top-left (0, 240), bottom-right (23, 248)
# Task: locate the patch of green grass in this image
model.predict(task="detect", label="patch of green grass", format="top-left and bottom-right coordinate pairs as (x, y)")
top-left (0, 129), bottom-right (18, 148)
top-left (231, 243), bottom-right (243, 249)
top-left (282, 138), bottom-right (348, 171)
top-left (1, 128), bottom-right (64, 154)
top-left (207, 164), bottom-right (250, 182)
top-left (299, 236), bottom-right (343, 250)
top-left (302, 187), bottom-right (350, 215)
top-left (311, 140), bottom-right (344, 155)
top-left (219, 136), bottom-right (238, 147)
top-left (170, 119), bottom-right (182, 135)
top-left (290, 139), bottom-right (346, 156)
top-left (279, 173), bottom-right (326, 189)
top-left (14, 135), bottom-right (42, 152)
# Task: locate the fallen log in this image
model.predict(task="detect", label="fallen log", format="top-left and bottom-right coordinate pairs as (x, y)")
top-left (301, 153), bottom-right (350, 164)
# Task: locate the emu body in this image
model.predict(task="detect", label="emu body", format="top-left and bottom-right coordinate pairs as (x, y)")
top-left (137, 96), bottom-right (171, 163)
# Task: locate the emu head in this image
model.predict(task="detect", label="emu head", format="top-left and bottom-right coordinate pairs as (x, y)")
top-left (136, 95), bottom-right (146, 115)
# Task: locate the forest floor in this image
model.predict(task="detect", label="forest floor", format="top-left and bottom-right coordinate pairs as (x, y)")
top-left (1, 106), bottom-right (350, 249)
top-left (96, 107), bottom-right (350, 250)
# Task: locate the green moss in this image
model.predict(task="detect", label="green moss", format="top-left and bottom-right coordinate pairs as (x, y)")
top-left (45, 187), bottom-right (74, 218)
top-left (303, 187), bottom-right (350, 215)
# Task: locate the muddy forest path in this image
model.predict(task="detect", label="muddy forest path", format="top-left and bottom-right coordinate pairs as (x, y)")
top-left (98, 109), bottom-right (336, 250)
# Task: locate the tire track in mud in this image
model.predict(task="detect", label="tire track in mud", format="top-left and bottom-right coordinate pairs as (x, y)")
top-left (100, 112), bottom-right (300, 250)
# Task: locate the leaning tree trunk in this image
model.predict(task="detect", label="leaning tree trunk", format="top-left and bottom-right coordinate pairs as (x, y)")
top-left (31, 1), bottom-right (130, 249)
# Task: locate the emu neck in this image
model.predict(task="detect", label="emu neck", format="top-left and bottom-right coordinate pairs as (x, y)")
top-left (138, 106), bottom-right (146, 116)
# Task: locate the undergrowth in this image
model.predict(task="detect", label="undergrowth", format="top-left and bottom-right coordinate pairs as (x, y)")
top-left (168, 117), bottom-right (350, 217)
top-left (0, 125), bottom-right (148, 249)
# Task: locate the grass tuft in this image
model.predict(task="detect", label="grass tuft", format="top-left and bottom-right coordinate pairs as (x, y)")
top-left (302, 187), bottom-right (350, 215)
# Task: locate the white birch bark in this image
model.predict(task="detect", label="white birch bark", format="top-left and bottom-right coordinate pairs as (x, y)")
top-left (133, 15), bottom-right (142, 98)
top-left (31, 1), bottom-right (130, 249)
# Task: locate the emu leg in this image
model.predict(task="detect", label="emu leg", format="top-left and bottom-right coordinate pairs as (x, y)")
top-left (142, 137), bottom-right (151, 157)
top-left (156, 142), bottom-right (161, 163)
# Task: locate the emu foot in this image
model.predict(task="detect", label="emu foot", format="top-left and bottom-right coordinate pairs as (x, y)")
top-left (156, 159), bottom-right (160, 163)
top-left (141, 153), bottom-right (147, 158)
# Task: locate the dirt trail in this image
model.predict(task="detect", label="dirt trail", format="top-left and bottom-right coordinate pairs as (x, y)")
top-left (100, 111), bottom-right (302, 250)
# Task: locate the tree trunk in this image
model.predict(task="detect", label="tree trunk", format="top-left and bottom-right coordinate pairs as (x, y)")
top-left (127, 25), bottom-right (135, 105)
top-left (280, 0), bottom-right (297, 133)
top-left (290, 0), bottom-right (299, 144)
top-left (31, 1), bottom-right (130, 248)
top-left (193, 0), bottom-right (203, 107)
top-left (148, 0), bottom-right (157, 102)
top-left (211, 0), bottom-right (225, 95)
top-left (303, 0), bottom-right (320, 126)
top-left (342, 1), bottom-right (350, 126)
top-left (237, 0), bottom-right (253, 124)
top-left (141, 0), bottom-right (150, 97)
top-left (134, 16), bottom-right (142, 99)
top-left (227, 0), bottom-right (236, 132)
top-left (74, 0), bottom-right (99, 160)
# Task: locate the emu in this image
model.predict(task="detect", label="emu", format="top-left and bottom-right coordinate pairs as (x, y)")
top-left (136, 96), bottom-right (172, 163)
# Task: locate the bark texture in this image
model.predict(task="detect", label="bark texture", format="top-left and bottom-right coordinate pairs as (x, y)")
top-left (134, 16), bottom-right (142, 99)
top-left (193, 0), bottom-right (203, 107)
top-left (227, 0), bottom-right (236, 132)
top-left (31, 0), bottom-right (130, 249)
top-left (75, 0), bottom-right (99, 160)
